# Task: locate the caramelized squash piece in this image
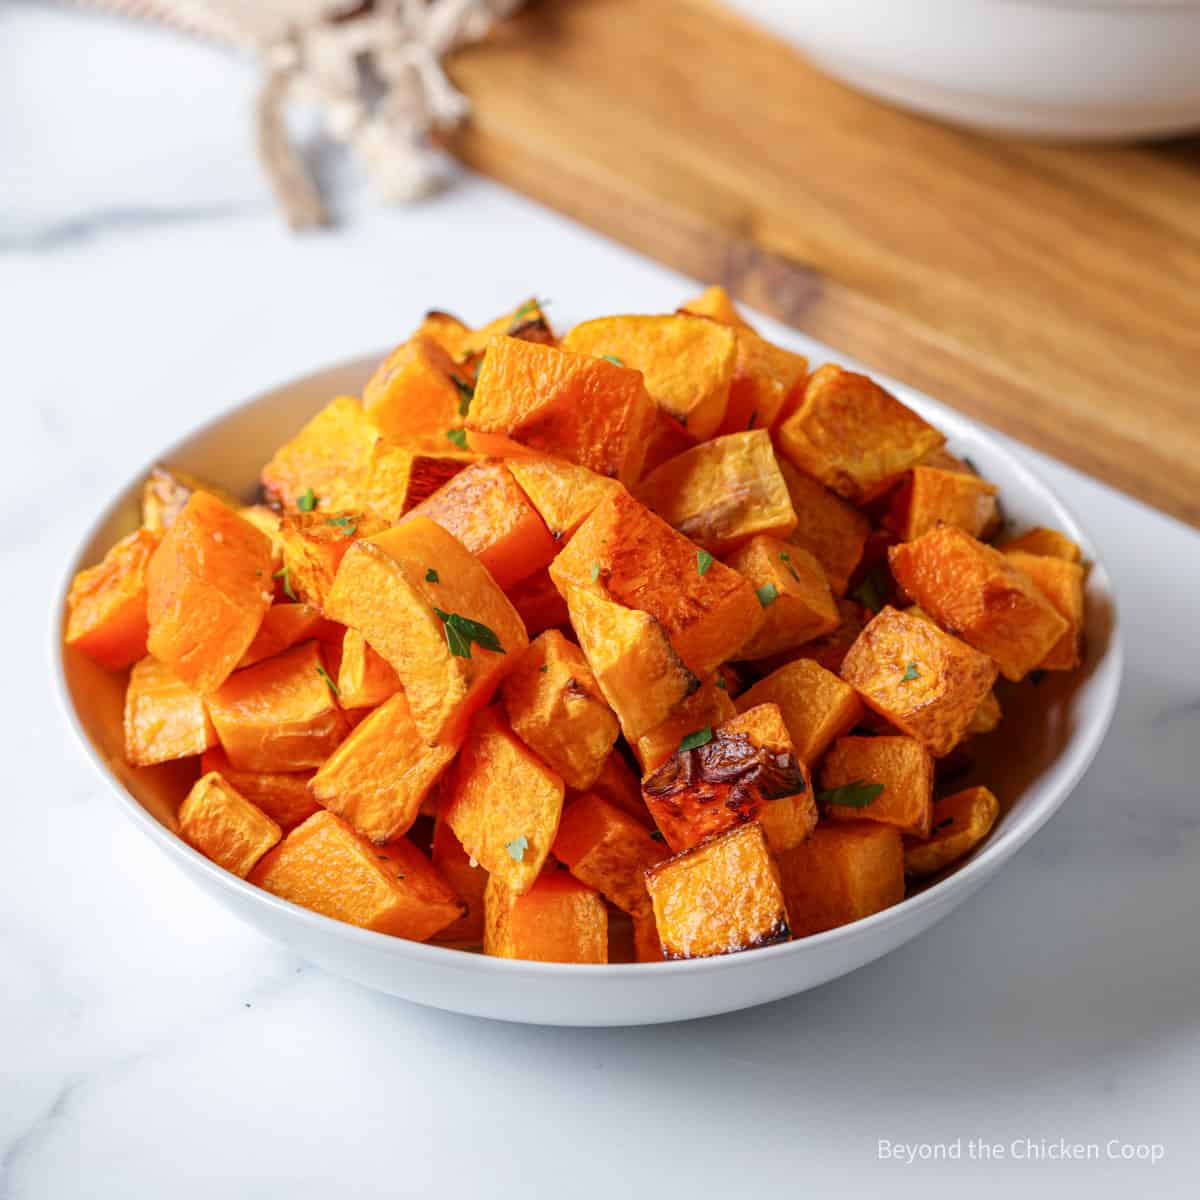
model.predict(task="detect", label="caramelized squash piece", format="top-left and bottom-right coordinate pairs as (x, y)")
top-left (363, 335), bottom-right (475, 451)
top-left (334, 628), bottom-right (400, 709)
top-left (276, 508), bottom-right (388, 609)
top-left (777, 821), bottom-right (904, 936)
top-left (484, 868), bottom-right (608, 963)
top-left (646, 823), bottom-right (790, 959)
top-left (999, 526), bottom-right (1082, 563)
top-left (635, 676), bottom-right (736, 772)
top-left (889, 527), bottom-right (1069, 681)
top-left (889, 464), bottom-right (999, 542)
top-left (411, 309), bottom-right (470, 358)
top-left (207, 640), bottom-right (348, 772)
top-left (562, 314), bottom-right (737, 440)
top-left (178, 771), bottom-right (281, 878)
top-left (200, 748), bottom-right (319, 831)
top-left (677, 284), bottom-right (755, 331)
top-left (325, 517), bottom-right (528, 743)
top-left (124, 656), bottom-right (217, 766)
top-left (442, 706), bottom-right (565, 894)
top-left (635, 430), bottom-right (796, 555)
top-left (1004, 550), bottom-right (1085, 671)
top-left (507, 567), bottom-right (571, 637)
top-left (250, 811), bottom-right (464, 940)
top-left (840, 606), bottom-right (998, 757)
top-left (501, 630), bottom-right (619, 790)
top-left (776, 460), bottom-right (870, 597)
top-left (904, 785), bottom-right (1000, 878)
top-left (238, 602), bottom-right (333, 668)
top-left (718, 329), bottom-right (808, 436)
top-left (360, 442), bottom-right (476, 523)
top-left (142, 466), bottom-right (241, 533)
top-left (456, 297), bottom-right (556, 361)
top-left (505, 456), bottom-right (621, 542)
top-left (431, 816), bottom-right (488, 945)
top-left (145, 492), bottom-right (275, 694)
top-left (820, 735), bottom-right (934, 838)
top-left (65, 528), bottom-right (160, 670)
top-left (777, 365), bottom-right (945, 503)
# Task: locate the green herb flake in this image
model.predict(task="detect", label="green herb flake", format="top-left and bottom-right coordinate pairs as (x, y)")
top-left (506, 835), bottom-right (529, 862)
top-left (324, 514), bottom-right (358, 538)
top-left (446, 427), bottom-right (469, 449)
top-left (901, 662), bottom-right (920, 682)
top-left (696, 549), bottom-right (714, 576)
top-left (425, 568), bottom-right (439, 583)
top-left (756, 582), bottom-right (779, 608)
top-left (590, 561), bottom-right (601, 582)
top-left (433, 608), bottom-right (504, 659)
top-left (818, 780), bottom-right (884, 809)
top-left (778, 551), bottom-right (799, 582)
top-left (715, 676), bottom-right (728, 691)
top-left (650, 830), bottom-right (666, 843)
top-left (601, 354), bottom-right (624, 367)
top-left (538, 664), bottom-right (549, 673)
top-left (297, 487), bottom-right (317, 512)
top-left (452, 375), bottom-right (474, 417)
top-left (679, 726), bottom-right (714, 753)
top-left (933, 817), bottom-right (955, 832)
top-left (851, 566), bottom-right (888, 614)
top-left (315, 665), bottom-right (340, 697)
top-left (273, 564), bottom-right (296, 601)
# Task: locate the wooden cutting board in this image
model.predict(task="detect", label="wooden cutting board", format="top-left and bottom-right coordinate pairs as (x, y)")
top-left (444, 0), bottom-right (1200, 528)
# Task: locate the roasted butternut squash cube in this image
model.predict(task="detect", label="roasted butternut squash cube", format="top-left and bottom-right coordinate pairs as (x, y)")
top-left (145, 492), bottom-right (275, 694)
top-left (840, 606), bottom-right (998, 757)
top-left (999, 526), bottom-right (1082, 563)
top-left (456, 297), bottom-right (556, 361)
top-left (777, 365), bottom-right (945, 503)
top-left (562, 313), bottom-right (737, 440)
top-left (200, 748), bottom-right (319, 831)
top-left (718, 330), bottom-right (808, 436)
top-left (260, 395), bottom-right (380, 511)
top-left (678, 284), bottom-right (755, 331)
top-left (904, 785), bottom-right (1000, 878)
top-left (820, 735), bottom-right (934, 838)
top-left (635, 676), bottom-right (736, 771)
top-left (66, 527), bottom-right (160, 670)
top-left (411, 308), bottom-right (470, 358)
top-left (646, 823), bottom-right (790, 959)
top-left (735, 658), bottom-right (863, 766)
top-left (363, 335), bottom-right (475, 451)
top-left (250, 811), bottom-right (465, 940)
top-left (505, 456), bottom-right (621, 542)
top-left (404, 460), bottom-right (558, 591)
top-left (1004, 550), bottom-right (1085, 671)
top-left (141, 466), bottom-right (241, 533)
top-left (334, 628), bottom-right (400, 709)
top-left (207, 640), bottom-right (348, 772)
top-left (276, 508), bottom-right (389, 609)
top-left (309, 690), bottom-right (458, 843)
top-left (550, 489), bottom-right (763, 677)
top-left (890, 464), bottom-right (999, 542)
top-left (484, 868), bottom-right (608, 963)
top-left (507, 567), bottom-right (571, 637)
top-left (643, 703), bottom-right (814, 853)
top-left (640, 408), bottom-right (698, 476)
top-left (467, 336), bottom-right (656, 486)
top-left (889, 527), bottom-right (1069, 681)
top-left (560, 585), bottom-right (698, 742)
top-left (553, 793), bottom-right (667, 916)
top-left (794, 599), bottom-right (870, 674)
top-left (430, 816), bottom-right (487, 945)
top-left (635, 430), bottom-right (796, 555)
top-left (590, 750), bottom-right (653, 826)
top-left (124, 656), bottom-right (217, 766)
top-left (724, 537), bottom-right (839, 659)
top-left (776, 460), bottom-right (871, 596)
top-left (360, 442), bottom-right (476, 523)
top-left (776, 821), bottom-right (904, 937)
top-left (325, 517), bottom-right (528, 743)
top-left (501, 630), bottom-right (619, 790)
top-left (178, 771), bottom-right (281, 878)
top-left (238, 602), bottom-right (333, 668)
top-left (442, 706), bottom-right (565, 894)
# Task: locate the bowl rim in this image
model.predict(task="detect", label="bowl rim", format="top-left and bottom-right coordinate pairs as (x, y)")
top-left (52, 351), bottom-right (1124, 981)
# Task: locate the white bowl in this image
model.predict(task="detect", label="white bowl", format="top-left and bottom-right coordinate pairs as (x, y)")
top-left (54, 352), bottom-right (1122, 1026)
top-left (724, 0), bottom-right (1200, 140)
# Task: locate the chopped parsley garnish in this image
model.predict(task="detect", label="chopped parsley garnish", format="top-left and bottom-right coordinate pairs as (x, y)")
top-left (696, 549), bottom-right (714, 576)
top-left (756, 582), bottom-right (779, 608)
top-left (506, 835), bottom-right (529, 862)
top-left (851, 565), bottom-right (888, 614)
top-left (538, 664), bottom-right (549, 673)
top-left (325, 515), bottom-right (357, 538)
top-left (778, 551), bottom-right (799, 581)
top-left (452, 375), bottom-right (474, 417)
top-left (818, 780), bottom-right (884, 809)
top-left (601, 354), bottom-right (624, 367)
top-left (425, 568), bottom-right (439, 583)
top-left (273, 565), bottom-right (296, 600)
top-left (297, 487), bottom-right (317, 512)
top-left (650, 830), bottom-right (666, 843)
top-left (433, 608), bottom-right (504, 659)
top-left (446, 427), bottom-right (468, 449)
top-left (715, 676), bottom-right (727, 690)
top-left (315, 665), bottom-right (340, 697)
top-left (679, 726), bottom-right (713, 753)
top-left (933, 817), bottom-right (955, 832)
top-left (589, 561), bottom-right (601, 582)
top-left (901, 662), bottom-right (920, 682)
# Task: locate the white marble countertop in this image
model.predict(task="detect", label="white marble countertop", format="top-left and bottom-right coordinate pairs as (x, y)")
top-left (4, 5), bottom-right (1200, 1197)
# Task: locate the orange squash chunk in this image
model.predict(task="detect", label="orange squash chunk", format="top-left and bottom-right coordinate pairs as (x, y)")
top-left (735, 658), bottom-right (864, 766)
top-left (66, 527), bottom-right (160, 670)
top-left (725, 537), bottom-right (839, 659)
top-left (678, 284), bottom-right (755, 331)
top-left (560, 585), bottom-right (698, 742)
top-left (635, 676), bottom-right (736, 772)
top-left (200, 748), bottom-right (319, 831)
top-left (404, 460), bottom-right (558, 591)
top-left (363, 335), bottom-right (475, 451)
top-left (456, 297), bottom-right (556, 361)
top-left (890, 464), bottom-right (998, 542)
top-left (260, 395), bottom-right (380, 511)
top-left (553, 793), bottom-right (666, 916)
top-left (124, 656), bottom-right (217, 766)
top-left (640, 408), bottom-right (697, 476)
top-left (635, 430), bottom-right (796, 555)
top-left (775, 460), bottom-right (870, 596)
top-left (777, 365), bottom-right (945, 503)
top-left (590, 750), bottom-right (653, 826)
top-left (178, 771), bottom-right (281, 878)
top-left (562, 314), bottom-right (737, 440)
top-left (442, 706), bottom-right (565, 894)
top-left (904, 785), bottom-right (1000, 878)
top-left (325, 517), bottom-right (528, 743)
top-left (794, 599), bottom-right (870, 674)
top-left (550, 489), bottom-right (763, 678)
top-left (250, 811), bottom-right (464, 941)
top-left (411, 308), bottom-right (470, 358)
top-left (776, 821), bottom-right (904, 937)
top-left (1004, 550), bottom-right (1085, 671)
top-left (360, 442), bottom-right (477, 523)
top-left (507, 567), bottom-right (571, 637)
top-left (646, 822), bottom-right (790, 959)
top-left (309, 691), bottom-right (458, 843)
top-left (999, 526), bottom-right (1082, 563)
top-left (334, 628), bottom-right (400, 709)
top-left (820, 735), bottom-right (934, 838)
top-left (840, 606), bottom-right (998, 757)
top-left (889, 526), bottom-right (1069, 681)
top-left (643, 703), bottom-right (815, 854)
top-left (276, 508), bottom-right (388, 609)
top-left (718, 329), bottom-right (808, 437)
top-left (207, 640), bottom-right (348, 773)
top-left (431, 816), bottom-right (488, 944)
top-left (145, 492), bottom-right (275, 694)
top-left (501, 630), bottom-right (619, 790)
top-left (467, 336), bottom-right (656, 486)
top-left (633, 911), bottom-right (665, 962)
top-left (141, 466), bottom-right (241, 533)
top-left (506, 456), bottom-right (621, 542)
top-left (238, 602), bottom-right (333, 668)
top-left (484, 868), bottom-right (608, 964)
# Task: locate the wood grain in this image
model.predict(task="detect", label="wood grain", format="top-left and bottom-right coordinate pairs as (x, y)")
top-left (443, 0), bottom-right (1200, 527)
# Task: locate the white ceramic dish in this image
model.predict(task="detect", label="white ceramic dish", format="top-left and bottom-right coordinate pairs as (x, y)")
top-left (54, 350), bottom-right (1122, 1026)
top-left (724, 0), bottom-right (1200, 141)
